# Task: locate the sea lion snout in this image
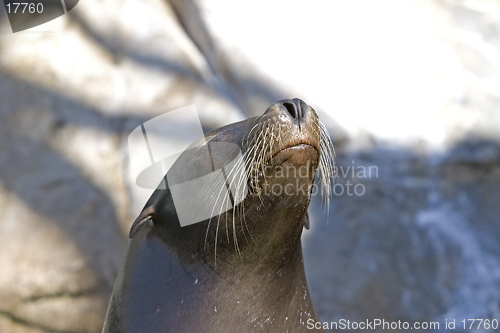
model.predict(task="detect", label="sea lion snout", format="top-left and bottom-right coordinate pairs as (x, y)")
top-left (260, 98), bottom-right (321, 160)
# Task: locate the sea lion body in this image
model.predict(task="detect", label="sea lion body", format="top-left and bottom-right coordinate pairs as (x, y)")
top-left (103, 99), bottom-right (333, 332)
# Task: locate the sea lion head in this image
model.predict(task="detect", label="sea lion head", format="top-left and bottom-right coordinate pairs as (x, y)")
top-left (130, 98), bottom-right (335, 268)
top-left (104, 98), bottom-right (334, 333)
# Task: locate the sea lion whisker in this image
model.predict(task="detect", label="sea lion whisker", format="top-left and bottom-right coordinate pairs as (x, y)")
top-left (204, 160), bottom-right (242, 253)
top-left (206, 153), bottom-right (249, 257)
top-left (266, 123), bottom-right (275, 168)
top-left (268, 125), bottom-right (274, 165)
top-left (244, 119), bottom-right (263, 144)
top-left (214, 212), bottom-right (221, 266)
top-left (251, 125), bottom-right (267, 166)
top-left (232, 207), bottom-right (241, 257)
top-left (233, 158), bottom-right (255, 244)
top-left (257, 126), bottom-right (271, 190)
top-left (316, 120), bottom-right (336, 208)
top-left (226, 151), bottom-right (256, 257)
top-left (223, 157), bottom-right (247, 253)
top-left (279, 122), bottom-right (284, 152)
top-left (243, 121), bottom-right (262, 148)
top-left (212, 173), bottom-right (239, 265)
top-left (241, 147), bottom-right (256, 192)
top-left (235, 161), bottom-right (255, 243)
top-left (221, 157), bottom-right (245, 246)
top-left (248, 131), bottom-right (267, 193)
top-left (205, 175), bottom-right (231, 252)
top-left (246, 118), bottom-right (267, 150)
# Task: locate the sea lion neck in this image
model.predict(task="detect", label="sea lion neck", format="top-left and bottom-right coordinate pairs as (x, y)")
top-left (147, 187), bottom-right (309, 273)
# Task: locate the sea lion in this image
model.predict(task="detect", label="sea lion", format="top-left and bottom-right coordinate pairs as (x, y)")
top-left (102, 98), bottom-right (335, 333)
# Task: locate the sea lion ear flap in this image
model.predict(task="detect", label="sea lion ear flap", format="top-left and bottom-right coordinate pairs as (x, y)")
top-left (303, 212), bottom-right (310, 230)
top-left (129, 206), bottom-right (155, 238)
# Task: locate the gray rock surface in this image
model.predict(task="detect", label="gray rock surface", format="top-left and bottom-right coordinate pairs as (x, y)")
top-left (0, 0), bottom-right (498, 332)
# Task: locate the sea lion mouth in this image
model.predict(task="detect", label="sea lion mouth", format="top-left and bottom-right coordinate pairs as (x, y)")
top-left (270, 143), bottom-right (319, 166)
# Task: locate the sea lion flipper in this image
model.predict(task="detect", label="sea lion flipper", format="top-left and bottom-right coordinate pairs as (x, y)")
top-left (129, 206), bottom-right (155, 238)
top-left (303, 212), bottom-right (310, 230)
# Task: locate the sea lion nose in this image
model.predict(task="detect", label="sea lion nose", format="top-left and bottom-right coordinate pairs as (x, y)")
top-left (280, 98), bottom-right (309, 123)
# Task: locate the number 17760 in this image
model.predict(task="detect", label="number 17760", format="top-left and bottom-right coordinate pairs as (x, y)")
top-left (6, 3), bottom-right (44, 14)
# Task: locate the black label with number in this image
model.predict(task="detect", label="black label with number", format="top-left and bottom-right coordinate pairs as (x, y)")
top-left (2, 0), bottom-right (79, 33)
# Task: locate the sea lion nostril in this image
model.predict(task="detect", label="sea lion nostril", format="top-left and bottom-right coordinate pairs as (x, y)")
top-left (293, 98), bottom-right (308, 118)
top-left (283, 102), bottom-right (298, 119)
top-left (282, 99), bottom-right (309, 121)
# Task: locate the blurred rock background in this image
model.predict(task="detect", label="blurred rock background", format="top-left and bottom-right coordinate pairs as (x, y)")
top-left (0, 0), bottom-right (499, 332)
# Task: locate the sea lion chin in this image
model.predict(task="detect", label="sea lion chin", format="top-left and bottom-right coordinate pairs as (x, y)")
top-left (102, 98), bottom-right (335, 333)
